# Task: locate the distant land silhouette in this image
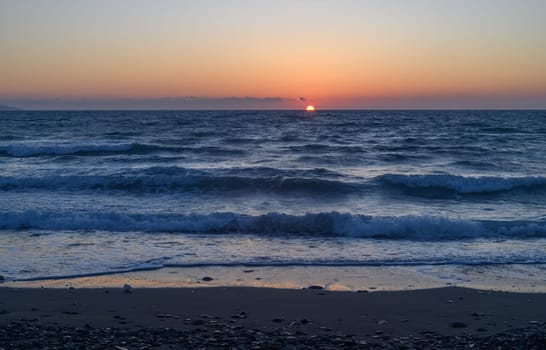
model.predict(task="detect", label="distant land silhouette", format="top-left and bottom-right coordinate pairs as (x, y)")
top-left (0, 104), bottom-right (19, 111)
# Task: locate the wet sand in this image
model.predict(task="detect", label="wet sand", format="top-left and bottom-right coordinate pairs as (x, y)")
top-left (8, 264), bottom-right (546, 292)
top-left (1, 286), bottom-right (545, 348)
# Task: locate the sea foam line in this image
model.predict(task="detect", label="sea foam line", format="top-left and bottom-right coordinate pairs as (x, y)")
top-left (10, 260), bottom-right (546, 283)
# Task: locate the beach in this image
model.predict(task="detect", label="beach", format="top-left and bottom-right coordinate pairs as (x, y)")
top-left (2, 110), bottom-right (546, 348)
top-left (2, 283), bottom-right (546, 349)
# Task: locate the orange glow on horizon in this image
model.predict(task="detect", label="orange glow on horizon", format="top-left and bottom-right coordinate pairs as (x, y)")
top-left (306, 105), bottom-right (316, 112)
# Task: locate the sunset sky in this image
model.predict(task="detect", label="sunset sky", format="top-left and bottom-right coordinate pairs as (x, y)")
top-left (1, 0), bottom-right (546, 109)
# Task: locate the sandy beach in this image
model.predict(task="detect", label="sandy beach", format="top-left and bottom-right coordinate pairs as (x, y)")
top-left (1, 285), bottom-right (545, 349)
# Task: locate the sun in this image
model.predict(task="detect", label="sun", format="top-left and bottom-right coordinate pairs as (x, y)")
top-left (305, 105), bottom-right (316, 112)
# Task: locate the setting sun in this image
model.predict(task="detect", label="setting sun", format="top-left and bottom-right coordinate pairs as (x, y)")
top-left (306, 105), bottom-right (316, 112)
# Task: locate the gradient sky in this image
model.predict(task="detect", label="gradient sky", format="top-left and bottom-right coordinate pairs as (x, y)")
top-left (1, 0), bottom-right (546, 109)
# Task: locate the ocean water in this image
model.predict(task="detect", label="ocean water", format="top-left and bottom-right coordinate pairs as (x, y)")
top-left (1, 110), bottom-right (546, 282)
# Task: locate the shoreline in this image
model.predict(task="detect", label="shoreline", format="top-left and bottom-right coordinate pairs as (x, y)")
top-left (4, 263), bottom-right (546, 293)
top-left (1, 286), bottom-right (545, 348)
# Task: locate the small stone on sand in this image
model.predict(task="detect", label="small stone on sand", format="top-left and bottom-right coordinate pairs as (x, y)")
top-left (307, 285), bottom-right (324, 290)
top-left (122, 284), bottom-right (133, 294)
top-left (450, 322), bottom-right (467, 328)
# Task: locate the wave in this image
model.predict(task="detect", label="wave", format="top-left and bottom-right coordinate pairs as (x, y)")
top-left (0, 166), bottom-right (353, 194)
top-left (0, 175), bottom-right (355, 195)
top-left (285, 144), bottom-right (367, 153)
top-left (3, 168), bottom-right (546, 197)
top-left (1, 210), bottom-right (545, 240)
top-left (379, 174), bottom-right (546, 194)
top-left (0, 142), bottom-right (246, 157)
top-left (0, 142), bottom-right (158, 157)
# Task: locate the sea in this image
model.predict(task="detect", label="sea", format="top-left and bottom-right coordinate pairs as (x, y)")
top-left (1, 110), bottom-right (546, 287)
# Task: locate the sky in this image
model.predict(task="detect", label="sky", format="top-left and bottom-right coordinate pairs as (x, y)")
top-left (1, 0), bottom-right (546, 110)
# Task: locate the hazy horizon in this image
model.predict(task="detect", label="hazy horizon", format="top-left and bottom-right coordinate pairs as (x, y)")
top-left (3, 93), bottom-right (546, 111)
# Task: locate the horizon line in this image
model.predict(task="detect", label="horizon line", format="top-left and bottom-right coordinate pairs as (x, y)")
top-left (3, 108), bottom-right (546, 112)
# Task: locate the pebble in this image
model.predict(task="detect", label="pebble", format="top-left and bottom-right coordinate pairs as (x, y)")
top-left (61, 311), bottom-right (79, 315)
top-left (1, 318), bottom-right (545, 349)
top-left (450, 322), bottom-right (467, 328)
top-left (231, 313), bottom-right (246, 319)
top-left (307, 285), bottom-right (324, 290)
top-left (122, 284), bottom-right (133, 294)
top-left (202, 277), bottom-right (214, 282)
top-left (155, 314), bottom-right (179, 319)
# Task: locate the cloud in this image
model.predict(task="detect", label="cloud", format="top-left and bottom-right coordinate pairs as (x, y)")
top-left (2, 96), bottom-right (291, 110)
top-left (331, 93), bottom-right (546, 110)
top-left (298, 97), bottom-right (307, 102)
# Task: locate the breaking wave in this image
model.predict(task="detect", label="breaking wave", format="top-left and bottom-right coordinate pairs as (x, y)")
top-left (3, 170), bottom-right (546, 197)
top-left (1, 210), bottom-right (545, 240)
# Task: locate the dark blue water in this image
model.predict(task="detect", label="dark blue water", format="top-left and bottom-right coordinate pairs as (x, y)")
top-left (1, 110), bottom-right (546, 280)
